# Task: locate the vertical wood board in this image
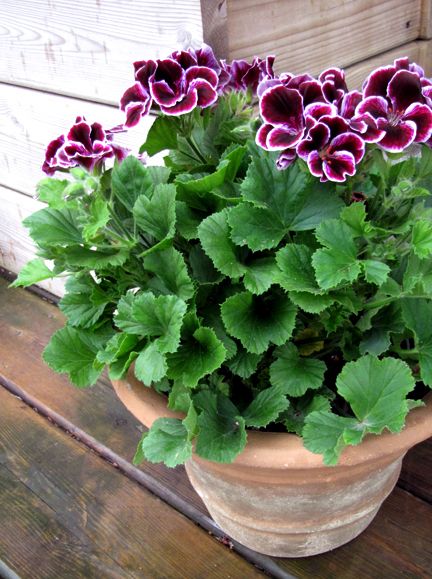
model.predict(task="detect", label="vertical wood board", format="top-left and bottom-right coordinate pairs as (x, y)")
top-left (226, 0), bottom-right (422, 75)
top-left (1, 0), bottom-right (204, 105)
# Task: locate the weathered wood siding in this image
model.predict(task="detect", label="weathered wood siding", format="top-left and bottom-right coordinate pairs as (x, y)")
top-left (1, 0), bottom-right (432, 295)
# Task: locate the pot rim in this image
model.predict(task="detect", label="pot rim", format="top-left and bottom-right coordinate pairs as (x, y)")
top-left (111, 371), bottom-right (432, 471)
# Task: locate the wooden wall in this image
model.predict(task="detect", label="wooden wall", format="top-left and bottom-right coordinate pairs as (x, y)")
top-left (1, 0), bottom-right (432, 295)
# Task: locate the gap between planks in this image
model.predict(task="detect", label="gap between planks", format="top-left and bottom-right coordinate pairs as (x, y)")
top-left (0, 374), bottom-right (296, 579)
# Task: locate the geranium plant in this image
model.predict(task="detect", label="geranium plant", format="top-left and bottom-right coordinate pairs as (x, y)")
top-left (14, 47), bottom-right (432, 467)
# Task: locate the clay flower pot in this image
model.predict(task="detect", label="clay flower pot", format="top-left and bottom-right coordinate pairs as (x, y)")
top-left (112, 373), bottom-right (432, 557)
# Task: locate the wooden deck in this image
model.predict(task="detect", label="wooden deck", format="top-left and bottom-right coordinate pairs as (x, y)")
top-left (0, 274), bottom-right (431, 579)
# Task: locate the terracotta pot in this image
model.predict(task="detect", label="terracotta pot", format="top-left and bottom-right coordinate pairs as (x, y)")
top-left (111, 373), bottom-right (432, 557)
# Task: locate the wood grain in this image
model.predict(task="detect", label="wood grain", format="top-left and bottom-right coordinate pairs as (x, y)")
top-left (1, 0), bottom-right (203, 105)
top-left (1, 276), bottom-right (431, 578)
top-left (0, 387), bottom-right (266, 579)
top-left (226, 0), bottom-right (422, 75)
top-left (0, 464), bottom-right (128, 579)
top-left (0, 83), bottom-right (158, 197)
top-left (0, 185), bottom-right (66, 295)
top-left (345, 39), bottom-right (432, 89)
top-left (420, 0), bottom-right (432, 37)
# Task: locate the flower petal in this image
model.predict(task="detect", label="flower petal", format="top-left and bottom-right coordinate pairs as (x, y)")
top-left (377, 119), bottom-right (416, 152)
top-left (67, 120), bottom-right (92, 151)
top-left (150, 80), bottom-right (180, 106)
top-left (339, 90), bottom-right (362, 120)
top-left (363, 65), bottom-right (396, 98)
top-left (186, 66), bottom-right (219, 88)
top-left (160, 90), bottom-right (198, 115)
top-left (266, 125), bottom-right (303, 150)
top-left (297, 122), bottom-right (331, 160)
top-left (188, 78), bottom-right (218, 108)
top-left (404, 102), bottom-right (432, 142)
top-left (330, 132), bottom-right (365, 163)
top-left (322, 151), bottom-right (356, 182)
top-left (255, 123), bottom-right (273, 149)
top-left (356, 96), bottom-right (388, 119)
top-left (259, 85), bottom-right (304, 135)
top-left (307, 150), bottom-right (323, 178)
top-left (276, 149), bottom-right (297, 170)
top-left (388, 69), bottom-right (423, 111)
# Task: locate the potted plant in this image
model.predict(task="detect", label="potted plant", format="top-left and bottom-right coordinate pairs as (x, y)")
top-left (13, 46), bottom-right (432, 557)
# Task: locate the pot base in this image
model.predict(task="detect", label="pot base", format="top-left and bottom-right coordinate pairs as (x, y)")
top-left (186, 457), bottom-right (402, 557)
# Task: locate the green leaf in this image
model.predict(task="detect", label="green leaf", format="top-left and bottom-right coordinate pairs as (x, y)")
top-left (288, 291), bottom-right (335, 313)
top-left (221, 291), bottom-right (297, 354)
top-left (303, 411), bottom-right (361, 465)
top-left (198, 209), bottom-right (247, 279)
top-left (228, 203), bottom-right (285, 251)
top-left (340, 203), bottom-right (372, 237)
top-left (312, 219), bottom-right (361, 289)
top-left (243, 257), bottom-right (279, 295)
top-left (111, 156), bottom-right (153, 211)
top-left (65, 246), bottom-right (129, 269)
top-left (168, 381), bottom-right (192, 413)
top-left (401, 299), bottom-right (432, 385)
top-left (23, 207), bottom-right (82, 247)
top-left (11, 259), bottom-right (55, 288)
top-left (140, 115), bottom-right (179, 156)
top-left (337, 355), bottom-right (416, 433)
top-left (276, 244), bottom-right (319, 293)
top-left (108, 351), bottom-right (139, 380)
top-left (412, 220), bottom-right (432, 259)
top-left (133, 183), bottom-right (176, 241)
top-left (59, 276), bottom-right (109, 328)
top-left (242, 386), bottom-right (289, 428)
top-left (82, 197), bottom-right (110, 241)
top-left (43, 326), bottom-right (109, 387)
top-left (36, 178), bottom-right (69, 208)
top-left (96, 333), bottom-right (139, 365)
top-left (226, 348), bottom-right (261, 378)
top-left (359, 303), bottom-right (404, 356)
top-left (133, 432), bottom-right (147, 465)
top-left (189, 244), bottom-right (225, 284)
top-left (167, 327), bottom-right (226, 388)
top-left (141, 418), bottom-right (192, 467)
top-left (115, 291), bottom-right (187, 353)
top-left (284, 394), bottom-right (331, 435)
top-left (240, 143), bottom-right (343, 229)
top-left (362, 260), bottom-right (390, 286)
top-left (176, 201), bottom-right (201, 240)
top-left (135, 342), bottom-right (168, 384)
top-left (196, 392), bottom-right (247, 463)
top-left (270, 343), bottom-right (326, 397)
top-left (144, 247), bottom-right (194, 301)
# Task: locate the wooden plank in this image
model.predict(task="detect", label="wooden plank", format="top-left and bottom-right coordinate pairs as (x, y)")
top-left (1, 277), bottom-right (432, 578)
top-left (0, 185), bottom-right (66, 295)
top-left (0, 464), bottom-right (130, 579)
top-left (0, 83), bottom-right (157, 197)
top-left (0, 277), bottom-right (203, 509)
top-left (420, 0), bottom-right (432, 37)
top-left (200, 0), bottom-right (228, 58)
top-left (399, 439), bottom-right (432, 504)
top-left (345, 39), bottom-right (432, 89)
top-left (226, 0), bottom-right (422, 75)
top-left (1, 0), bottom-right (203, 105)
top-left (0, 387), bottom-right (266, 579)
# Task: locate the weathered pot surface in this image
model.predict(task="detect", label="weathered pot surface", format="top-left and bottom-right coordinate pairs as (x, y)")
top-left (111, 373), bottom-right (432, 557)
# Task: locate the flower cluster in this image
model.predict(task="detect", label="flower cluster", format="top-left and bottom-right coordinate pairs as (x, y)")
top-left (120, 44), bottom-right (272, 127)
top-left (42, 116), bottom-right (129, 176)
top-left (256, 58), bottom-right (432, 182)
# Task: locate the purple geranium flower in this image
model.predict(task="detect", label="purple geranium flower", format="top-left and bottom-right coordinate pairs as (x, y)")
top-left (256, 84), bottom-right (305, 151)
top-left (357, 64), bottom-right (432, 151)
top-left (42, 116), bottom-right (129, 175)
top-left (220, 56), bottom-right (275, 94)
top-left (297, 115), bottom-right (365, 182)
top-left (319, 68), bottom-right (348, 106)
top-left (120, 49), bottom-right (219, 126)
